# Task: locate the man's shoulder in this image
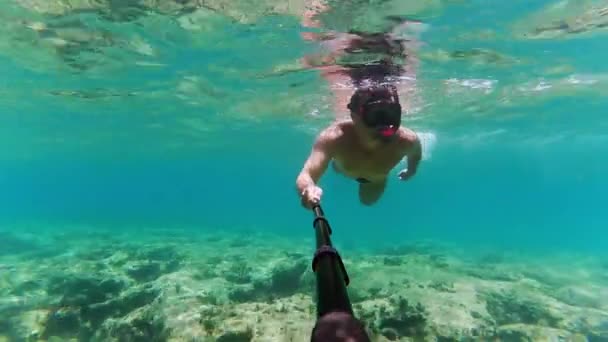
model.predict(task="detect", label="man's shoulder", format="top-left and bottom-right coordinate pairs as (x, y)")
top-left (397, 127), bottom-right (420, 147)
top-left (313, 121), bottom-right (352, 154)
top-left (317, 120), bottom-right (351, 143)
top-left (398, 126), bottom-right (417, 139)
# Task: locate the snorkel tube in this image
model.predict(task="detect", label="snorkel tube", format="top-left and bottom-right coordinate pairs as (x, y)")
top-left (309, 205), bottom-right (371, 342)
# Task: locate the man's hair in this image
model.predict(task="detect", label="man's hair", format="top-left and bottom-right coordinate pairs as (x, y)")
top-left (311, 312), bottom-right (371, 342)
top-left (347, 83), bottom-right (400, 113)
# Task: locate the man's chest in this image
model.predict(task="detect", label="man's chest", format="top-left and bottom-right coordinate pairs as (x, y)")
top-left (334, 147), bottom-right (405, 175)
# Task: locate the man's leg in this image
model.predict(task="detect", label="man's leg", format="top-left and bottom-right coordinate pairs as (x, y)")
top-left (358, 179), bottom-right (387, 206)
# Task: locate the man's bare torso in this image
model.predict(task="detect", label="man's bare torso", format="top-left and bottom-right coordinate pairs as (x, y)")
top-left (326, 121), bottom-right (417, 183)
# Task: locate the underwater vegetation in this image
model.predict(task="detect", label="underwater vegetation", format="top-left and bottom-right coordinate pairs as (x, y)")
top-left (0, 228), bottom-right (606, 341)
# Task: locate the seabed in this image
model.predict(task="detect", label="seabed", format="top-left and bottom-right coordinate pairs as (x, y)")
top-left (0, 225), bottom-right (607, 341)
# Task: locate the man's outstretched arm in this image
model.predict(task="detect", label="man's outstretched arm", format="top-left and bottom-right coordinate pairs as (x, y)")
top-left (296, 128), bottom-right (335, 193)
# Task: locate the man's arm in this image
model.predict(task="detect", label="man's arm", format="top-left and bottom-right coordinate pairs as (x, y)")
top-left (295, 128), bottom-right (336, 194)
top-left (407, 136), bottom-right (422, 174)
top-left (399, 132), bottom-right (422, 180)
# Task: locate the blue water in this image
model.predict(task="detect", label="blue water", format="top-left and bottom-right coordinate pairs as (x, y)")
top-left (1, 0), bottom-right (607, 257)
top-left (2, 131), bottom-right (606, 253)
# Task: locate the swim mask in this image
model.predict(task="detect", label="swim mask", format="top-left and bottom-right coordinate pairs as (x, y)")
top-left (361, 99), bottom-right (402, 137)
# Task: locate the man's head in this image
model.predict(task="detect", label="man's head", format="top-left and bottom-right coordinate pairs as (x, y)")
top-left (347, 84), bottom-right (402, 141)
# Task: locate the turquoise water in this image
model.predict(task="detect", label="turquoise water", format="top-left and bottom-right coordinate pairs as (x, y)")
top-left (1, 0), bottom-right (606, 251)
top-left (1, 0), bottom-right (608, 340)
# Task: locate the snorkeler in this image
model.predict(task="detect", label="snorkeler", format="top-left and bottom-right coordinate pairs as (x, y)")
top-left (296, 83), bottom-right (422, 207)
top-left (295, 1), bottom-right (423, 207)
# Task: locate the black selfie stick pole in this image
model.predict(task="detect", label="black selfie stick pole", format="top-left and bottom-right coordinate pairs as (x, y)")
top-left (310, 204), bottom-right (353, 317)
top-left (309, 204), bottom-right (371, 342)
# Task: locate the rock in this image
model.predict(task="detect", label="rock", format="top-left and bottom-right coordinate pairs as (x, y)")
top-left (225, 263), bottom-right (253, 284)
top-left (377, 296), bottom-right (428, 339)
top-left (216, 327), bottom-right (253, 342)
top-left (228, 258), bottom-right (309, 303)
top-left (0, 232), bottom-right (43, 256)
top-left (484, 290), bottom-right (561, 327)
top-left (588, 332), bottom-right (608, 342)
top-left (11, 279), bottom-right (43, 296)
top-left (5, 227), bottom-right (608, 342)
top-left (463, 265), bottom-right (520, 282)
top-left (125, 261), bottom-right (162, 283)
top-left (554, 286), bottom-right (601, 309)
top-left (348, 286), bottom-right (369, 303)
top-left (429, 280), bottom-right (455, 293)
top-left (47, 275), bottom-right (126, 307)
top-left (494, 324), bottom-right (576, 341)
top-left (107, 251), bottom-right (130, 267)
top-left (383, 257), bottom-right (402, 266)
top-left (269, 259), bottom-right (308, 297)
top-left (137, 246), bottom-right (180, 262)
top-left (380, 327), bottom-right (399, 341)
top-left (95, 308), bottom-right (168, 342)
top-left (496, 326), bottom-right (531, 341)
top-left (76, 247), bottom-right (115, 261)
top-left (81, 283), bottom-right (160, 327)
top-left (228, 285), bottom-right (259, 303)
top-left (41, 307), bottom-right (80, 339)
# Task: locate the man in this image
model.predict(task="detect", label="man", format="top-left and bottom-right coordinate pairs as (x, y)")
top-left (295, 1), bottom-right (424, 208)
top-left (296, 83), bottom-right (422, 207)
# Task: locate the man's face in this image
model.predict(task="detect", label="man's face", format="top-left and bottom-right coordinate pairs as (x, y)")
top-left (355, 100), bottom-right (402, 141)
